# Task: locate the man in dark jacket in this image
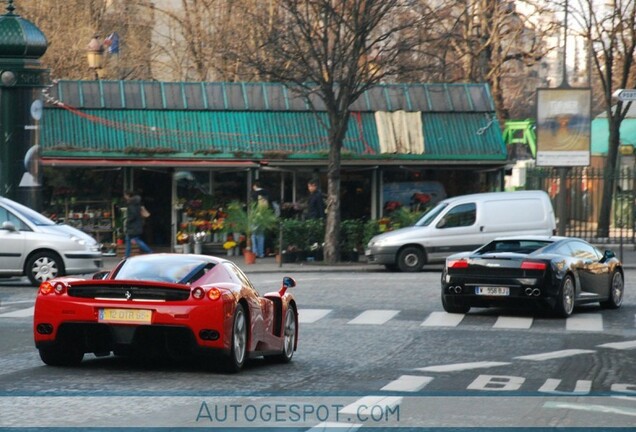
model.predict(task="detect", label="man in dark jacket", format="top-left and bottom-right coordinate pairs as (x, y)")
top-left (124, 191), bottom-right (153, 258)
top-left (306, 179), bottom-right (325, 219)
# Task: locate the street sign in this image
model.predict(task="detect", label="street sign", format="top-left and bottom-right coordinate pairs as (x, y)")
top-left (613, 89), bottom-right (636, 101)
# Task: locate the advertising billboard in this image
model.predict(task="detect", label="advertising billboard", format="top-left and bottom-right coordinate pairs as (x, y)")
top-left (536, 88), bottom-right (591, 167)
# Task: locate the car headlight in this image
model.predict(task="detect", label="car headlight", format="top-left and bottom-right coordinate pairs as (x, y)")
top-left (70, 235), bottom-right (87, 246)
top-left (372, 237), bottom-right (393, 247)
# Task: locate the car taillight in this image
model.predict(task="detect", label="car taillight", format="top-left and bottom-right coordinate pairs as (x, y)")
top-left (521, 261), bottom-right (547, 270)
top-left (448, 259), bottom-right (469, 269)
top-left (54, 282), bottom-right (66, 295)
top-left (207, 288), bottom-right (221, 301)
top-left (39, 281), bottom-right (54, 295)
top-left (192, 287), bottom-right (205, 300)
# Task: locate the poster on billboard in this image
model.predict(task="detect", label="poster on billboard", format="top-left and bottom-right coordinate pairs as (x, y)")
top-left (536, 88), bottom-right (591, 167)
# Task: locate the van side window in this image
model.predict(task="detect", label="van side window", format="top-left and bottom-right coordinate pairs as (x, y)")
top-left (437, 203), bottom-right (476, 229)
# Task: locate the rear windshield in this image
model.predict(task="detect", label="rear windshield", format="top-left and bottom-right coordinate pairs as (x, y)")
top-left (476, 239), bottom-right (552, 255)
top-left (114, 255), bottom-right (216, 284)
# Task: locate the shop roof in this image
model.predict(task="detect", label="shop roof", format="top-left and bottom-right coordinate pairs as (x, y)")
top-left (41, 80), bottom-right (507, 165)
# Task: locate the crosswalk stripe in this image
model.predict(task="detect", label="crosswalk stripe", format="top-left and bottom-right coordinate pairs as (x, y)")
top-left (348, 310), bottom-right (399, 325)
top-left (566, 314), bottom-right (603, 332)
top-left (0, 306), bottom-right (34, 318)
top-left (381, 375), bottom-right (433, 392)
top-left (298, 309), bottom-right (332, 323)
top-left (421, 311), bottom-right (464, 327)
top-left (493, 316), bottom-right (533, 329)
top-left (515, 349), bottom-right (596, 361)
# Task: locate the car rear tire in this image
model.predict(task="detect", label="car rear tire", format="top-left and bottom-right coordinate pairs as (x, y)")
top-left (600, 271), bottom-right (624, 309)
top-left (397, 247), bottom-right (425, 272)
top-left (26, 252), bottom-right (63, 286)
top-left (267, 306), bottom-right (297, 363)
top-left (38, 345), bottom-right (84, 367)
top-left (442, 293), bottom-right (470, 314)
top-left (223, 304), bottom-right (248, 373)
top-left (555, 275), bottom-right (575, 318)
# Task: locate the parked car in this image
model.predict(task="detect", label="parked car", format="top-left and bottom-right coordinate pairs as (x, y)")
top-left (366, 190), bottom-right (556, 272)
top-left (0, 196), bottom-right (103, 286)
top-left (441, 236), bottom-right (624, 317)
top-left (33, 253), bottom-right (298, 372)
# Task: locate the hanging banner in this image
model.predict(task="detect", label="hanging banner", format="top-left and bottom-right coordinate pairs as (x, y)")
top-left (536, 88), bottom-right (591, 167)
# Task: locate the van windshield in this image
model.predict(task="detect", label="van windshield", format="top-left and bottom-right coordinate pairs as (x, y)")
top-left (415, 202), bottom-right (448, 227)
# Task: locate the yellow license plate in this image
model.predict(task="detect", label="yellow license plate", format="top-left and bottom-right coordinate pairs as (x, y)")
top-left (99, 308), bottom-right (152, 324)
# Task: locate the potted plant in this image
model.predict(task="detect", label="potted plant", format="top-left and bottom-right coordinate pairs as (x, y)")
top-left (224, 201), bottom-right (277, 264)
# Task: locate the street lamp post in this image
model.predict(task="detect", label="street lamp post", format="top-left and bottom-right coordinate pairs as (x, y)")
top-left (86, 35), bottom-right (104, 80)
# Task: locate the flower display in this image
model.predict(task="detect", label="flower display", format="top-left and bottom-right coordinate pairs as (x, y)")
top-left (223, 241), bottom-right (237, 250)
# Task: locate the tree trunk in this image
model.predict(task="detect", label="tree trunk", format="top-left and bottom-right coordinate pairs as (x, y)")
top-left (323, 111), bottom-right (349, 264)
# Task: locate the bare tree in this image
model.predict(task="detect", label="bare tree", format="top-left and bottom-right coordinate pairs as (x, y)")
top-left (225, 0), bottom-right (441, 263)
top-left (570, 0), bottom-right (636, 237)
top-left (421, 0), bottom-right (559, 120)
top-left (20, 0), bottom-right (153, 80)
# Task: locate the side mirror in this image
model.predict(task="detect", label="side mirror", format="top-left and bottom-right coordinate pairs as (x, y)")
top-left (92, 271), bottom-right (110, 280)
top-left (603, 249), bottom-right (616, 261)
top-left (1, 221), bottom-right (17, 232)
top-left (278, 276), bottom-right (296, 296)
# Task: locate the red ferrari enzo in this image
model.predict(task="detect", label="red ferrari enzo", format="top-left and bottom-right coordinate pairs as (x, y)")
top-left (33, 254), bottom-right (298, 372)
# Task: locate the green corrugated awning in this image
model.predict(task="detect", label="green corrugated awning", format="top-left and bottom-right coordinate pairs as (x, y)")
top-left (41, 109), bottom-right (505, 161)
top-left (41, 80), bottom-right (507, 164)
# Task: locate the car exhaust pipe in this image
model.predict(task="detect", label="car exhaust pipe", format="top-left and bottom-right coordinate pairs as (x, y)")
top-left (532, 288), bottom-right (541, 296)
top-left (525, 287), bottom-right (534, 296)
top-left (453, 286), bottom-right (463, 294)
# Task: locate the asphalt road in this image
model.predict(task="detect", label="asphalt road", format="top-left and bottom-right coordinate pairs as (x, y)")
top-left (1, 268), bottom-right (635, 430)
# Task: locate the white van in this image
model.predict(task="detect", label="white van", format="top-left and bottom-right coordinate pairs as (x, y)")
top-left (365, 190), bottom-right (556, 272)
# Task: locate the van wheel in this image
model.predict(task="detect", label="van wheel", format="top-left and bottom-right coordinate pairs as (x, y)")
top-left (26, 252), bottom-right (63, 286)
top-left (397, 247), bottom-right (425, 272)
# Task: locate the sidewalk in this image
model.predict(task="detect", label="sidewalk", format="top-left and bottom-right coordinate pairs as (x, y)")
top-left (102, 243), bottom-right (636, 273)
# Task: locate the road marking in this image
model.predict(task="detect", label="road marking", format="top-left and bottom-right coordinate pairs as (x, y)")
top-left (380, 375), bottom-right (433, 392)
top-left (515, 349), bottom-right (595, 361)
top-left (597, 340), bottom-right (636, 350)
top-left (339, 395), bottom-right (402, 415)
top-left (0, 306), bottom-right (34, 318)
top-left (298, 309), bottom-right (332, 323)
top-left (493, 316), bottom-right (533, 329)
top-left (307, 422), bottom-right (362, 431)
top-left (415, 361), bottom-right (510, 372)
top-left (421, 311), bottom-right (464, 327)
top-left (566, 314), bottom-right (603, 332)
top-left (348, 310), bottom-right (399, 325)
top-left (544, 401), bottom-right (636, 416)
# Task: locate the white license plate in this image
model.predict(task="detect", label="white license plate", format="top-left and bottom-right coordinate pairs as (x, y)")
top-left (475, 287), bottom-right (510, 296)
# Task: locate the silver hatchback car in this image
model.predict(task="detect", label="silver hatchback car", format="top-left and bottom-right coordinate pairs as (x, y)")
top-left (0, 196), bottom-right (103, 286)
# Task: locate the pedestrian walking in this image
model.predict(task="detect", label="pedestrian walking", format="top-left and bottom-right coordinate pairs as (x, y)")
top-left (306, 179), bottom-right (325, 219)
top-left (250, 181), bottom-right (272, 258)
top-left (123, 190), bottom-right (153, 258)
